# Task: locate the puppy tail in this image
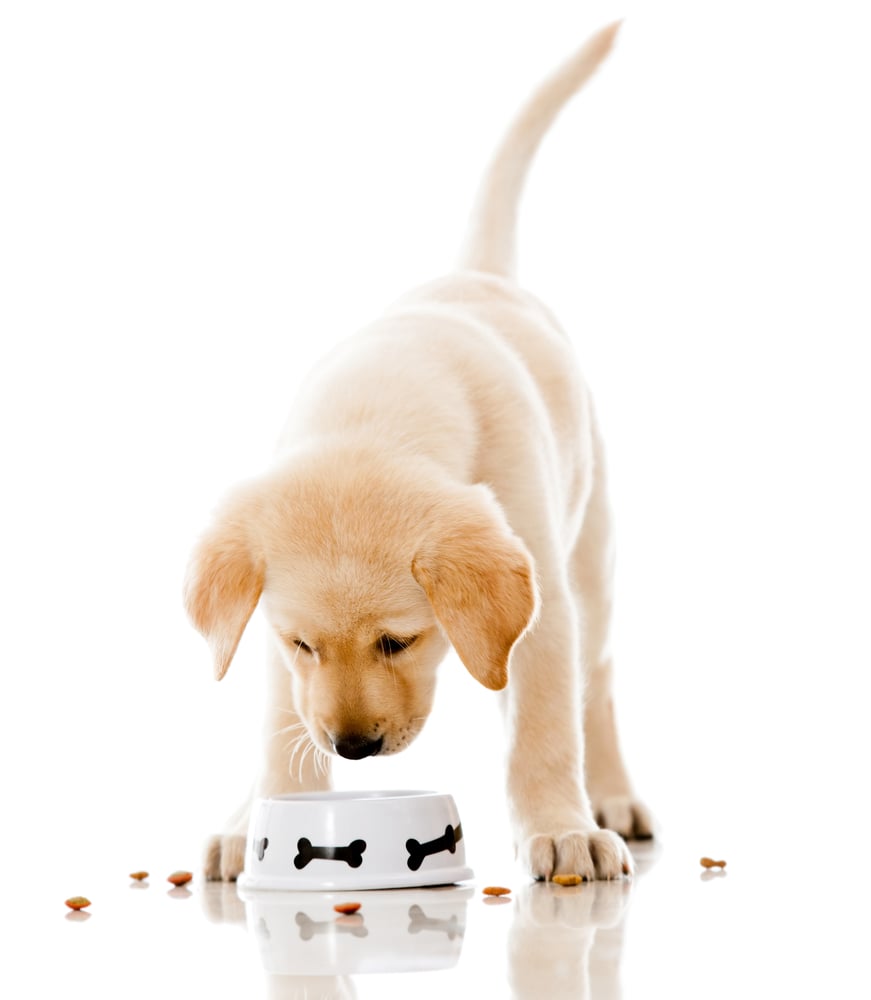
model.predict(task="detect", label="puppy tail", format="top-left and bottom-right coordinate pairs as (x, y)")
top-left (457, 20), bottom-right (621, 280)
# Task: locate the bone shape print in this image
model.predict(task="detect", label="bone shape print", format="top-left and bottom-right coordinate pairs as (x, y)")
top-left (407, 903), bottom-right (464, 941)
top-left (406, 823), bottom-right (462, 871)
top-left (294, 837), bottom-right (367, 870)
top-left (295, 912), bottom-right (368, 941)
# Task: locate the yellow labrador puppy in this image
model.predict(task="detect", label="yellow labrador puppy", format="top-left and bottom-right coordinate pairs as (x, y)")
top-left (185, 21), bottom-right (652, 884)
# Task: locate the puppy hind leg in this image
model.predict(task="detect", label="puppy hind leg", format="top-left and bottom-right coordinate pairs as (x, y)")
top-left (572, 427), bottom-right (654, 841)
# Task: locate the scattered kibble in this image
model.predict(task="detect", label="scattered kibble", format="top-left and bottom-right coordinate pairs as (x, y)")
top-left (700, 857), bottom-right (726, 869)
top-left (552, 874), bottom-right (583, 886)
top-left (129, 871), bottom-right (149, 881)
top-left (65, 896), bottom-right (91, 911)
top-left (482, 886), bottom-right (511, 896)
top-left (167, 870), bottom-right (193, 886)
top-left (333, 902), bottom-right (361, 914)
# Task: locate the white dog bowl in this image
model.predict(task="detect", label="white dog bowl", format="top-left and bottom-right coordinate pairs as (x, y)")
top-left (237, 790), bottom-right (474, 891)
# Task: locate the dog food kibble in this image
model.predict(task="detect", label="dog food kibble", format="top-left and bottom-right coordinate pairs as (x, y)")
top-left (333, 902), bottom-right (362, 914)
top-left (482, 886), bottom-right (511, 896)
top-left (129, 871), bottom-right (149, 881)
top-left (65, 896), bottom-right (91, 911)
top-left (700, 857), bottom-right (727, 869)
top-left (167, 870), bottom-right (193, 886)
top-left (552, 874), bottom-right (583, 886)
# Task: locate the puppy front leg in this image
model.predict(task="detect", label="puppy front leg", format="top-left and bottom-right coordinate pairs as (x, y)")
top-left (204, 639), bottom-right (332, 881)
top-left (502, 589), bottom-right (633, 882)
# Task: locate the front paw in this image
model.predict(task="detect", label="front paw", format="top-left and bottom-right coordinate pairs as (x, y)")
top-left (204, 834), bottom-right (246, 882)
top-left (519, 827), bottom-right (633, 882)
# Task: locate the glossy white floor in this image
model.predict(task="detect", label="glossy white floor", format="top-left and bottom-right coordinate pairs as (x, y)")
top-left (4, 2), bottom-right (870, 997)
top-left (12, 811), bottom-right (869, 998)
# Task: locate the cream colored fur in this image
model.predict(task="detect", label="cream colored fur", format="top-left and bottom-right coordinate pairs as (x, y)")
top-left (185, 21), bottom-right (652, 884)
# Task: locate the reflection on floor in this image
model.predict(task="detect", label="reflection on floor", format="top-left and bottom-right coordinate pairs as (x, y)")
top-left (199, 842), bottom-right (661, 998)
top-left (37, 831), bottom-right (867, 998)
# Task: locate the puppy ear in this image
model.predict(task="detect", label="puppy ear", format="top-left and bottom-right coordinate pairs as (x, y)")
top-left (412, 488), bottom-right (538, 690)
top-left (184, 508), bottom-right (263, 680)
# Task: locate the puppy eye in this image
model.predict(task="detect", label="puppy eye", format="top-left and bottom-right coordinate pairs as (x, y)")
top-left (291, 638), bottom-right (314, 656)
top-left (377, 634), bottom-right (417, 657)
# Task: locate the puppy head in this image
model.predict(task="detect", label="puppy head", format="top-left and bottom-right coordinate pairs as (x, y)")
top-left (184, 447), bottom-right (538, 757)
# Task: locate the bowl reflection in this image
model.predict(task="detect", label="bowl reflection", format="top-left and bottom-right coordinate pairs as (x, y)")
top-left (239, 885), bottom-right (472, 976)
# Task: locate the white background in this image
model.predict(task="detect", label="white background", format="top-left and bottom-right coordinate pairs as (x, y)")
top-left (2, 0), bottom-right (870, 993)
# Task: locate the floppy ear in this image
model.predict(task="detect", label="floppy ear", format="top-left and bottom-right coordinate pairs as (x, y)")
top-left (411, 488), bottom-right (538, 690)
top-left (183, 510), bottom-right (264, 681)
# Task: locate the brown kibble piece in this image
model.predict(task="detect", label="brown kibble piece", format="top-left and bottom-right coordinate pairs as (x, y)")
top-left (700, 857), bottom-right (726, 869)
top-left (333, 902), bottom-right (362, 914)
top-left (129, 871), bottom-right (149, 881)
top-left (552, 874), bottom-right (583, 886)
top-left (65, 896), bottom-right (91, 910)
top-left (482, 885), bottom-right (511, 896)
top-left (167, 870), bottom-right (193, 886)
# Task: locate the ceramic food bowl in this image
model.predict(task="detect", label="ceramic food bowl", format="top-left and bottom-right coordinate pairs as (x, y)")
top-left (237, 790), bottom-right (474, 891)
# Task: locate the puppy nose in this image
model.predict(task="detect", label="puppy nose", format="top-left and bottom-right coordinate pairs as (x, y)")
top-left (331, 733), bottom-right (384, 760)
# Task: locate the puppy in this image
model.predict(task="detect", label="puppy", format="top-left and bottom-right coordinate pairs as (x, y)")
top-left (185, 21), bottom-right (652, 884)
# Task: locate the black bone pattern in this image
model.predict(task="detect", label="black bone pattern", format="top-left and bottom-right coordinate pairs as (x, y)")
top-left (294, 837), bottom-right (367, 870)
top-left (255, 837), bottom-right (269, 861)
top-left (295, 912), bottom-right (368, 941)
top-left (405, 822), bottom-right (463, 871)
top-left (407, 904), bottom-right (464, 941)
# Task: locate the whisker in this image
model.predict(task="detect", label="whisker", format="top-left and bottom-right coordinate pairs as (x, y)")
top-left (288, 738), bottom-right (304, 781)
top-left (286, 732), bottom-right (307, 777)
top-left (406, 642), bottom-right (423, 674)
top-left (298, 740), bottom-right (315, 782)
top-left (272, 721), bottom-right (306, 740)
top-left (283, 741), bottom-right (298, 778)
top-left (295, 740), bottom-right (308, 783)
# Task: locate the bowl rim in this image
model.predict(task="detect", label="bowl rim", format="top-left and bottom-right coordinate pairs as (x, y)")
top-left (237, 866), bottom-right (475, 892)
top-left (264, 789), bottom-right (443, 804)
